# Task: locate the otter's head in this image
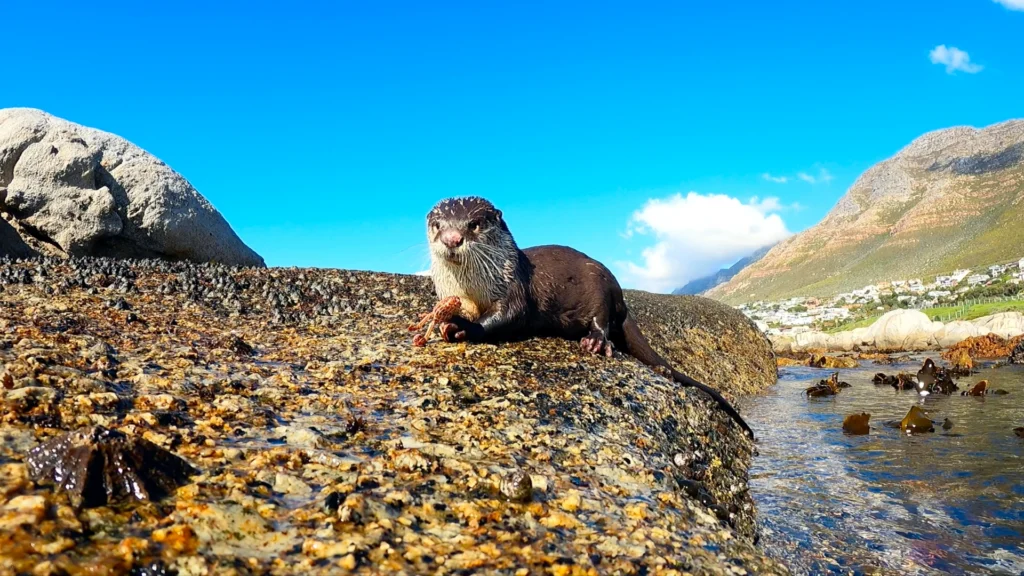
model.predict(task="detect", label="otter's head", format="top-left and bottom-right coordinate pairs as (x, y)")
top-left (426, 196), bottom-right (515, 267)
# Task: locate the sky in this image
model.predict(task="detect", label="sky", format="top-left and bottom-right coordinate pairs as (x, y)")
top-left (4, 0), bottom-right (1023, 292)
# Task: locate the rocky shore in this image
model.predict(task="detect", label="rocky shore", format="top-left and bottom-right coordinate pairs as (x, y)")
top-left (0, 256), bottom-right (785, 575)
top-left (772, 309), bottom-right (1024, 355)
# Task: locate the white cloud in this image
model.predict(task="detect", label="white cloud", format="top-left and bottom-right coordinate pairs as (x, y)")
top-left (618, 192), bottom-right (793, 293)
top-left (797, 168), bottom-right (833, 185)
top-left (762, 173), bottom-right (788, 184)
top-left (414, 269), bottom-right (432, 276)
top-left (994, 0), bottom-right (1024, 10)
top-left (929, 45), bottom-right (982, 74)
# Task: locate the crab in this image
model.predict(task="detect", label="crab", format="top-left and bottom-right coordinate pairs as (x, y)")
top-left (26, 425), bottom-right (199, 509)
top-left (409, 296), bottom-right (463, 346)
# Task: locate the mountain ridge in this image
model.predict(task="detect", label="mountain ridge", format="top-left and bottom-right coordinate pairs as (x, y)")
top-left (672, 244), bottom-right (774, 295)
top-left (707, 119), bottom-right (1024, 304)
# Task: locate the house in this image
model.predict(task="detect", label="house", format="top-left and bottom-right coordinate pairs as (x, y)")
top-left (927, 290), bottom-right (951, 299)
top-left (907, 279), bottom-right (925, 294)
top-left (967, 273), bottom-right (991, 286)
top-left (1019, 257), bottom-right (1024, 270)
top-left (936, 269), bottom-right (970, 288)
top-left (990, 264), bottom-right (1008, 276)
top-left (850, 284), bottom-right (880, 303)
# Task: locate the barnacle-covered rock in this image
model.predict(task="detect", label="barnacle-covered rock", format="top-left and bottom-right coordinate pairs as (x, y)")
top-left (808, 354), bottom-right (858, 369)
top-left (0, 257), bottom-right (786, 574)
top-left (498, 469), bottom-right (533, 503)
top-left (26, 425), bottom-right (198, 508)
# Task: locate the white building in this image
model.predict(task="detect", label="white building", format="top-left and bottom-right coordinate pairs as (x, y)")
top-left (967, 273), bottom-right (991, 286)
top-left (936, 269), bottom-right (970, 288)
top-left (1019, 257), bottom-right (1024, 270)
top-left (990, 264), bottom-right (1008, 276)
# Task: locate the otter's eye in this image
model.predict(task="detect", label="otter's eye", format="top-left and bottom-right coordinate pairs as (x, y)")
top-left (468, 220), bottom-right (481, 232)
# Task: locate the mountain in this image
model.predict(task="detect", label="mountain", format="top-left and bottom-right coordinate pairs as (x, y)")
top-left (707, 119), bottom-right (1024, 304)
top-left (672, 244), bottom-right (774, 295)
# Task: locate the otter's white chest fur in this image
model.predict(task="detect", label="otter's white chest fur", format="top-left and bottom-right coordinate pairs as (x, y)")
top-left (429, 257), bottom-right (500, 321)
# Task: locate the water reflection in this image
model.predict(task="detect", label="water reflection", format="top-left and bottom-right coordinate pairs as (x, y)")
top-left (738, 359), bottom-right (1024, 575)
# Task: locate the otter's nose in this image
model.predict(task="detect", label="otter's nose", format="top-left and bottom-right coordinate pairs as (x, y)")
top-left (441, 229), bottom-right (464, 249)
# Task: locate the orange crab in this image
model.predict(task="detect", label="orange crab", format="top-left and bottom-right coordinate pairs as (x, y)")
top-left (409, 296), bottom-right (462, 346)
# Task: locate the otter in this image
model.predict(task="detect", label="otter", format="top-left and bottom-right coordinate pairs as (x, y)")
top-left (424, 196), bottom-right (753, 438)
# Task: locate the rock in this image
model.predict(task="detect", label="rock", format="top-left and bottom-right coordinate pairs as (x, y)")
top-left (826, 331), bottom-right (856, 352)
top-left (622, 291), bottom-right (777, 396)
top-left (942, 334), bottom-right (1024, 361)
top-left (962, 380), bottom-right (988, 397)
top-left (498, 469), bottom-right (533, 503)
top-left (273, 472), bottom-right (312, 497)
top-left (948, 348), bottom-right (974, 375)
top-left (842, 413), bottom-right (870, 435)
top-left (794, 331), bottom-right (831, 352)
top-left (771, 334), bottom-right (795, 354)
top-left (808, 354), bottom-right (858, 369)
top-left (1010, 340), bottom-right (1024, 364)
top-left (900, 406), bottom-right (935, 434)
top-left (787, 311), bottom-right (1007, 354)
top-left (26, 425), bottom-right (199, 508)
top-left (0, 108), bottom-right (263, 266)
top-left (933, 321), bottom-right (991, 348)
top-left (0, 495), bottom-right (48, 530)
top-left (866, 310), bottom-right (941, 351)
top-left (0, 261), bottom-right (787, 575)
top-left (972, 312), bottom-right (1024, 339)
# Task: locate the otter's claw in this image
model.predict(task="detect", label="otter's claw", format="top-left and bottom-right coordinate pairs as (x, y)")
top-left (580, 334), bottom-right (614, 357)
top-left (581, 317), bottom-right (614, 357)
top-left (439, 321), bottom-right (468, 343)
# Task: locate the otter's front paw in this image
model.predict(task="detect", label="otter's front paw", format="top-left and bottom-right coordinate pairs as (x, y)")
top-left (439, 321), bottom-right (469, 342)
top-left (580, 332), bottom-right (614, 357)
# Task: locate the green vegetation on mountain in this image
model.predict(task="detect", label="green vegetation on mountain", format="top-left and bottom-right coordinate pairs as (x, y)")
top-left (706, 120), bottom-right (1024, 304)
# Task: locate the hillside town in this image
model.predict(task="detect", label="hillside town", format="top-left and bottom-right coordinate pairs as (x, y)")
top-left (738, 257), bottom-right (1024, 336)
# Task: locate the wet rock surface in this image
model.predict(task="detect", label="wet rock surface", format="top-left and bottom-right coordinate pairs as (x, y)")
top-left (1009, 339), bottom-right (1024, 364)
top-left (623, 291), bottom-right (777, 398)
top-left (942, 333), bottom-right (1024, 361)
top-left (0, 256), bottom-right (785, 575)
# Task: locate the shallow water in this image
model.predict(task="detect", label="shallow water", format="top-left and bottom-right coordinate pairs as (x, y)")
top-left (738, 358), bottom-right (1024, 576)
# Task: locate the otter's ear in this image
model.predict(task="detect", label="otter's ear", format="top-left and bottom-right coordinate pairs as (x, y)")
top-left (495, 210), bottom-right (503, 221)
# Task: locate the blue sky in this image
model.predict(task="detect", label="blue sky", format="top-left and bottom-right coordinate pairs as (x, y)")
top-left (4, 0), bottom-right (1023, 291)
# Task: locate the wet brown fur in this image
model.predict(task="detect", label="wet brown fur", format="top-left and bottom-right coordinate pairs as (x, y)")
top-left (426, 196), bottom-right (753, 437)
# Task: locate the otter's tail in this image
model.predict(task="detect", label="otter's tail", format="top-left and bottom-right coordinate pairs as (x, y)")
top-left (620, 313), bottom-right (754, 438)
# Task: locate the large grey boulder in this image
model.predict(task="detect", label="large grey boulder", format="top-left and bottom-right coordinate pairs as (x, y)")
top-left (0, 108), bottom-right (264, 266)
